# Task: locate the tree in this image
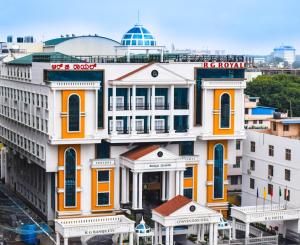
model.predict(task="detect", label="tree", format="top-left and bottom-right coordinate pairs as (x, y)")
top-left (245, 74), bottom-right (300, 117)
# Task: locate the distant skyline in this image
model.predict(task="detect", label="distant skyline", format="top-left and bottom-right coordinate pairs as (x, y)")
top-left (0, 0), bottom-right (300, 55)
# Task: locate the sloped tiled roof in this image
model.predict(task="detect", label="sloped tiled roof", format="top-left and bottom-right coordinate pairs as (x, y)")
top-left (153, 195), bottom-right (192, 216)
top-left (121, 145), bottom-right (160, 161)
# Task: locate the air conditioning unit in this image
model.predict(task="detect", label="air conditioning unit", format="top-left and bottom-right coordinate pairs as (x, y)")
top-left (268, 175), bottom-right (273, 181)
top-left (247, 169), bottom-right (251, 175)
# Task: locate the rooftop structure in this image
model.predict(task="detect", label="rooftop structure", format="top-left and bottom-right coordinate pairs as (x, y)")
top-left (121, 24), bottom-right (156, 46)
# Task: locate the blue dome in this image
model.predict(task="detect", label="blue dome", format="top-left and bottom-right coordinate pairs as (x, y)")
top-left (121, 24), bottom-right (156, 46)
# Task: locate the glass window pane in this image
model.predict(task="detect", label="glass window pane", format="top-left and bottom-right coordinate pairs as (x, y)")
top-left (98, 170), bottom-right (109, 182)
top-left (65, 148), bottom-right (76, 207)
top-left (98, 193), bottom-right (109, 205)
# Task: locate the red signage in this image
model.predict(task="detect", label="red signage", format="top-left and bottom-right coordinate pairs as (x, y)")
top-left (51, 63), bottom-right (97, 70)
top-left (202, 62), bottom-right (244, 69)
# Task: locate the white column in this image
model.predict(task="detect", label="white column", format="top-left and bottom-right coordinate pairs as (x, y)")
top-left (298, 218), bottom-right (300, 233)
top-left (168, 172), bottom-right (172, 200)
top-left (197, 225), bottom-right (201, 242)
top-left (169, 226), bottom-right (174, 245)
top-left (209, 224), bottom-right (213, 245)
top-left (232, 218), bottom-right (236, 240)
top-left (52, 90), bottom-right (56, 138)
top-left (56, 232), bottom-right (60, 245)
top-left (179, 171), bottom-right (184, 195)
top-left (188, 84), bottom-right (194, 132)
top-left (169, 85), bottom-right (175, 133)
top-left (138, 172), bottom-right (143, 209)
top-left (245, 222), bottom-right (250, 238)
top-left (129, 232), bottom-right (133, 245)
top-left (121, 167), bottom-right (126, 204)
top-left (201, 224), bottom-right (205, 241)
top-left (95, 88), bottom-right (98, 133)
top-left (126, 168), bottom-right (130, 203)
top-left (158, 224), bottom-right (162, 244)
top-left (132, 172), bottom-right (138, 209)
top-left (165, 227), bottom-right (170, 245)
top-left (162, 171), bottom-right (166, 201)
top-left (119, 233), bottom-right (123, 245)
top-left (175, 171), bottom-right (180, 196)
top-left (154, 222), bottom-right (158, 244)
top-left (112, 85), bottom-right (117, 134)
top-left (213, 224), bottom-right (218, 245)
top-left (282, 221), bottom-right (287, 238)
top-left (131, 85), bottom-right (136, 134)
top-left (151, 85), bottom-right (156, 134)
top-left (63, 237), bottom-right (68, 245)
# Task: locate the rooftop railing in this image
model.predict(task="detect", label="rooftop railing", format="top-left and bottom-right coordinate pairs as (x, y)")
top-left (32, 53), bottom-right (246, 64)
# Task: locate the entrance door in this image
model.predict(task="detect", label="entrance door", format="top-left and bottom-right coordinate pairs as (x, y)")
top-left (142, 172), bottom-right (163, 211)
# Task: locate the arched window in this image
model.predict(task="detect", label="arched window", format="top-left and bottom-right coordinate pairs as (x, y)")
top-left (214, 144), bottom-right (224, 199)
top-left (220, 93), bottom-right (230, 128)
top-left (68, 94), bottom-right (80, 132)
top-left (65, 148), bottom-right (76, 207)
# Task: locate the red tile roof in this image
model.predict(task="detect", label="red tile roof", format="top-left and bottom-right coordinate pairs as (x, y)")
top-left (115, 62), bottom-right (155, 80)
top-left (153, 195), bottom-right (192, 216)
top-left (121, 145), bottom-right (160, 161)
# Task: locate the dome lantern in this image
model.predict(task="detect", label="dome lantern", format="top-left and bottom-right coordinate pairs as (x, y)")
top-left (121, 24), bottom-right (157, 47)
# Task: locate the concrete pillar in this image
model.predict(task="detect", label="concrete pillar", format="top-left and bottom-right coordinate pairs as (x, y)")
top-left (131, 85), bottom-right (136, 134)
top-left (175, 171), bottom-right (180, 196)
top-left (162, 171), bottom-right (166, 201)
top-left (121, 167), bottom-right (126, 204)
top-left (129, 232), bottom-right (133, 245)
top-left (232, 218), bottom-right (236, 240)
top-left (179, 171), bottom-right (184, 195)
top-left (158, 224), bottom-right (162, 244)
top-left (201, 224), bottom-right (205, 241)
top-left (197, 224), bottom-right (201, 242)
top-left (154, 222), bottom-right (158, 244)
top-left (151, 85), bottom-right (156, 134)
top-left (112, 85), bottom-right (117, 134)
top-left (126, 168), bottom-right (130, 203)
top-left (169, 226), bottom-right (174, 245)
top-left (56, 232), bottom-right (60, 245)
top-left (165, 227), bottom-right (170, 245)
top-left (298, 218), bottom-right (300, 233)
top-left (63, 237), bottom-right (68, 245)
top-left (138, 172), bottom-right (143, 209)
top-left (188, 84), bottom-right (194, 131)
top-left (245, 222), bottom-right (250, 238)
top-left (119, 233), bottom-right (123, 245)
top-left (169, 85), bottom-right (174, 133)
top-left (282, 221), bottom-right (287, 238)
top-left (168, 172), bottom-right (172, 200)
top-left (209, 223), bottom-right (213, 245)
top-left (132, 172), bottom-right (138, 209)
top-left (213, 224), bottom-right (218, 245)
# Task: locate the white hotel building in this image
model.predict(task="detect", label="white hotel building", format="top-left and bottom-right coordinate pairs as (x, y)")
top-left (0, 25), bottom-right (247, 244)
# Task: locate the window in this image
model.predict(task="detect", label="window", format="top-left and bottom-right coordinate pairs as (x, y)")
top-left (98, 170), bottom-right (109, 182)
top-left (97, 193), bottom-right (109, 206)
top-left (234, 157), bottom-right (241, 168)
top-left (245, 108), bottom-right (249, 115)
top-left (253, 120), bottom-right (257, 124)
top-left (284, 189), bottom-right (290, 201)
top-left (230, 176), bottom-right (239, 185)
top-left (179, 141), bottom-right (194, 156)
top-left (268, 165), bottom-right (274, 177)
top-left (183, 188), bottom-right (193, 199)
top-left (184, 167), bottom-right (193, 178)
top-left (214, 144), bottom-right (224, 199)
top-left (155, 96), bottom-right (165, 109)
top-left (259, 120), bottom-right (263, 124)
top-left (68, 94), bottom-right (80, 132)
top-left (269, 145), bottom-right (274, 156)
top-left (283, 124), bottom-right (289, 131)
top-left (96, 141), bottom-right (110, 159)
top-left (250, 178), bottom-right (255, 189)
top-left (285, 169), bottom-right (290, 181)
top-left (250, 160), bottom-right (255, 171)
top-left (220, 93), bottom-right (230, 128)
top-left (155, 119), bottom-right (165, 132)
top-left (285, 149), bottom-right (291, 161)
top-left (272, 122), bottom-right (277, 131)
top-left (64, 148), bottom-right (76, 207)
top-left (268, 184), bottom-right (273, 195)
top-left (135, 119), bottom-right (144, 133)
top-left (251, 141), bottom-right (255, 152)
top-left (236, 140), bottom-right (241, 151)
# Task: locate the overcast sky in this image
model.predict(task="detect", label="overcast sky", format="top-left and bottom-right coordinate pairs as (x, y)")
top-left (0, 0), bottom-right (299, 55)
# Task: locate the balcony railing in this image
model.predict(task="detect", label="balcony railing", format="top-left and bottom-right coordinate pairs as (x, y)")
top-left (136, 103), bottom-right (150, 110)
top-left (155, 103), bottom-right (169, 110)
top-left (174, 103), bottom-right (189, 110)
top-left (108, 103), bottom-right (130, 111)
top-left (155, 127), bottom-right (169, 134)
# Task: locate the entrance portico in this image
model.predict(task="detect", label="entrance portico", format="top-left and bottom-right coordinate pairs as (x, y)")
top-left (54, 215), bottom-right (135, 245)
top-left (152, 195), bottom-right (222, 245)
top-left (120, 145), bottom-right (197, 210)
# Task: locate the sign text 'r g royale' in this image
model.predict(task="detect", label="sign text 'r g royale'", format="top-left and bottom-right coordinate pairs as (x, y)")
top-left (202, 62), bottom-right (244, 69)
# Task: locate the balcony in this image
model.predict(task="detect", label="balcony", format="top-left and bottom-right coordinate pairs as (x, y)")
top-left (155, 103), bottom-right (169, 110)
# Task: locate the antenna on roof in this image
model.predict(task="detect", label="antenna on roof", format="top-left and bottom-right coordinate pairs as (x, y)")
top-left (137, 10), bottom-right (140, 25)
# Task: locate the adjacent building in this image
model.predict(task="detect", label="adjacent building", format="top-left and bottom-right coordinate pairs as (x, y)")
top-left (272, 45), bottom-right (296, 66)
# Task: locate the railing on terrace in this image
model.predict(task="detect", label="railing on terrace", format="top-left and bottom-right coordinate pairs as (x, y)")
top-left (31, 53), bottom-right (246, 64)
top-left (218, 235), bottom-right (278, 245)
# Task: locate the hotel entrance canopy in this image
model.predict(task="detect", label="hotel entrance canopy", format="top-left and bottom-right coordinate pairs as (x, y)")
top-left (54, 215), bottom-right (135, 245)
